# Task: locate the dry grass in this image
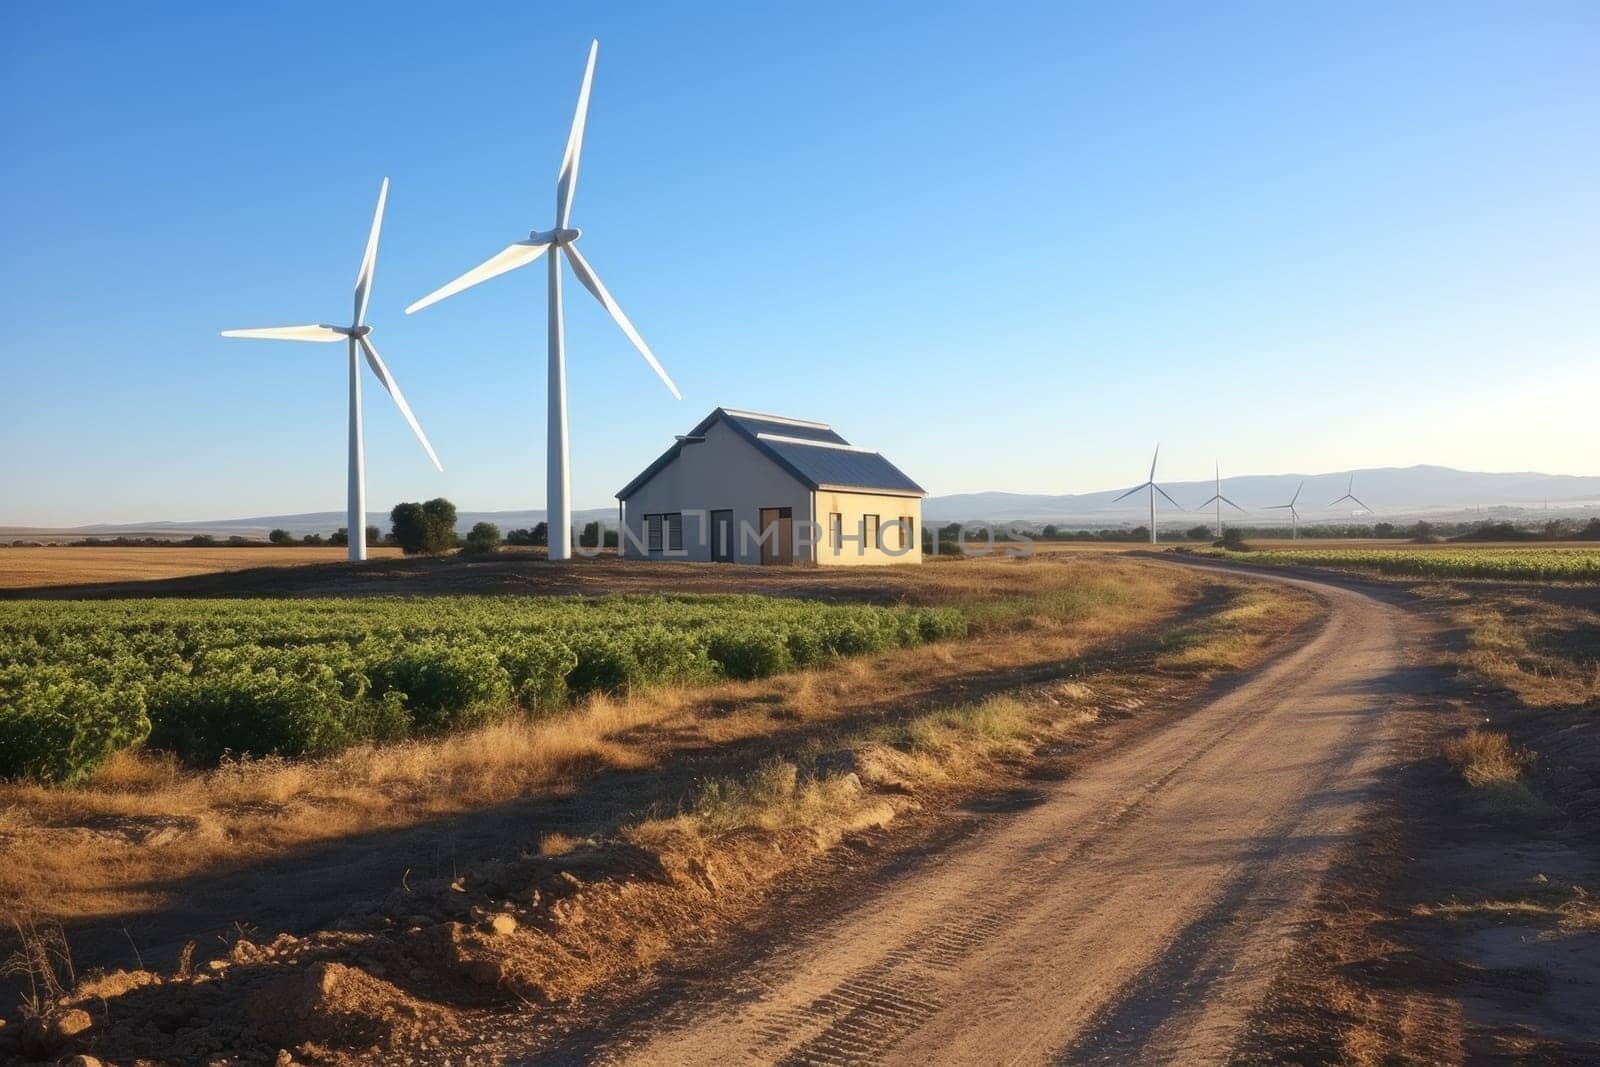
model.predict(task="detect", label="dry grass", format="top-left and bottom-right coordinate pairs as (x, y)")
top-left (1154, 586), bottom-right (1319, 673)
top-left (0, 546), bottom-right (402, 589)
top-left (1436, 590), bottom-right (1600, 708)
top-left (0, 556), bottom-right (1197, 924)
top-left (1443, 728), bottom-right (1534, 788)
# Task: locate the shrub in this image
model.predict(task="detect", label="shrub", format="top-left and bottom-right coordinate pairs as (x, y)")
top-left (147, 671), bottom-right (352, 764)
top-left (369, 644), bottom-right (512, 733)
top-left (268, 529), bottom-right (294, 545)
top-left (0, 673), bottom-right (150, 785)
top-left (565, 632), bottom-right (643, 694)
top-left (329, 528), bottom-right (349, 546)
top-left (464, 522), bottom-right (501, 554)
top-left (498, 636), bottom-right (578, 711)
top-left (708, 627), bottom-right (792, 680)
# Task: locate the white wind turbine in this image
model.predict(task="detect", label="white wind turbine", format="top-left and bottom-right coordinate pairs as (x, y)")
top-left (405, 40), bottom-right (680, 561)
top-left (1113, 444), bottom-right (1182, 544)
top-left (1328, 474), bottom-right (1372, 514)
top-left (1196, 461), bottom-right (1246, 539)
top-left (1265, 480), bottom-right (1306, 539)
top-left (223, 178), bottom-right (442, 562)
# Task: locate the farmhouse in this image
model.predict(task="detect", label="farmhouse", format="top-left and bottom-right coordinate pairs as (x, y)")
top-left (616, 408), bottom-right (925, 565)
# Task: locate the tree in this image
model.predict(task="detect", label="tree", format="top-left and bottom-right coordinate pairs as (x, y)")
top-left (390, 498), bottom-right (458, 555)
top-left (1219, 527), bottom-right (1249, 550)
top-left (579, 520), bottom-right (605, 549)
top-left (268, 528), bottom-right (293, 545)
top-left (301, 533), bottom-right (325, 546)
top-left (1186, 524), bottom-right (1213, 541)
top-left (506, 523), bottom-right (548, 547)
top-left (366, 525), bottom-right (382, 547)
top-left (329, 528), bottom-right (349, 546)
top-left (464, 521), bottom-right (501, 554)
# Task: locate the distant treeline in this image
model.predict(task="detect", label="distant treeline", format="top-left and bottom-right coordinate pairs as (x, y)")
top-left (1022, 518), bottom-right (1600, 543)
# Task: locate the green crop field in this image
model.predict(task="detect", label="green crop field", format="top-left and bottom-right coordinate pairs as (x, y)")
top-left (1197, 546), bottom-right (1600, 582)
top-left (0, 594), bottom-right (965, 785)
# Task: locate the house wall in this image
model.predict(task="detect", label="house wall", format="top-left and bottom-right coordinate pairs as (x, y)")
top-left (813, 489), bottom-right (923, 567)
top-left (619, 419), bottom-right (814, 564)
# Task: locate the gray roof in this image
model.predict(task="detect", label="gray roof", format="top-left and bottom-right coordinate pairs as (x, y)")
top-left (756, 436), bottom-right (925, 495)
top-left (616, 408), bottom-right (925, 500)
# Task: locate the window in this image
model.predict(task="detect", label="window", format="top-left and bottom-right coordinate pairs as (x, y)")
top-left (903, 517), bottom-right (916, 551)
top-left (645, 514), bottom-right (663, 552)
top-left (666, 512), bottom-right (683, 552)
top-left (829, 512), bottom-right (843, 551)
top-left (864, 514), bottom-right (880, 551)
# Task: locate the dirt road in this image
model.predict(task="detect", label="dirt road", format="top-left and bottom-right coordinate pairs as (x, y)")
top-left (580, 565), bottom-right (1413, 1066)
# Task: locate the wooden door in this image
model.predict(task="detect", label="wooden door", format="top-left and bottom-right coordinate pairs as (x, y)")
top-left (758, 507), bottom-right (793, 565)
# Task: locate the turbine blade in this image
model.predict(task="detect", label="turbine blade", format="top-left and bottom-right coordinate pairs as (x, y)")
top-left (221, 324), bottom-right (344, 343)
top-left (1112, 483), bottom-right (1148, 503)
top-left (405, 240), bottom-right (550, 315)
top-left (563, 243), bottom-right (681, 399)
top-left (357, 335), bottom-right (442, 471)
top-left (556, 40), bottom-right (599, 229)
top-left (1197, 494), bottom-right (1221, 506)
top-left (1148, 444), bottom-right (1160, 483)
top-left (1327, 494), bottom-right (1351, 507)
top-left (353, 177), bottom-right (389, 326)
top-left (1263, 504), bottom-right (1291, 510)
top-left (1351, 495), bottom-right (1372, 511)
top-left (1291, 480), bottom-right (1304, 506)
top-left (1220, 496), bottom-right (1247, 512)
top-left (1154, 484), bottom-right (1182, 509)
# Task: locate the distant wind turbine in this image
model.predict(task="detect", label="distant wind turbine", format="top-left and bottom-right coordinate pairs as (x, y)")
top-left (1328, 475), bottom-right (1372, 514)
top-left (1114, 445), bottom-right (1182, 544)
top-left (405, 40), bottom-right (680, 561)
top-left (222, 178), bottom-right (442, 563)
top-left (1264, 480), bottom-right (1306, 539)
top-left (1196, 461), bottom-right (1246, 539)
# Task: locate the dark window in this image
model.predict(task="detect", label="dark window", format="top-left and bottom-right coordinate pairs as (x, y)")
top-left (864, 514), bottom-right (880, 550)
top-left (829, 512), bottom-right (843, 550)
top-left (666, 513), bottom-right (683, 552)
top-left (645, 514), bottom-right (663, 552)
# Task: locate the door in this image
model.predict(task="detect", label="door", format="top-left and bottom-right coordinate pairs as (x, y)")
top-left (710, 510), bottom-right (734, 562)
top-left (757, 507), bottom-right (793, 565)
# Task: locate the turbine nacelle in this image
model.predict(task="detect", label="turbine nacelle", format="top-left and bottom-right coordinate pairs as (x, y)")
top-left (529, 227), bottom-right (582, 246)
top-left (322, 325), bottom-right (374, 338)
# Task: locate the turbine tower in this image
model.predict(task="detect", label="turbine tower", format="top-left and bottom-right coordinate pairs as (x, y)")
top-left (406, 40), bottom-right (680, 561)
top-left (1113, 444), bottom-right (1181, 544)
top-left (223, 178), bottom-right (442, 562)
top-left (1196, 461), bottom-right (1246, 539)
top-left (1265, 480), bottom-right (1306, 539)
top-left (1328, 474), bottom-right (1372, 514)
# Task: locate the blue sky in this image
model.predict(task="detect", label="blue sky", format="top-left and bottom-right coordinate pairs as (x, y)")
top-left (2, 2), bottom-right (1596, 525)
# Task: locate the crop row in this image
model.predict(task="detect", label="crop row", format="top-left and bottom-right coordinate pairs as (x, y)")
top-left (0, 595), bottom-right (966, 784)
top-left (1205, 547), bottom-right (1600, 581)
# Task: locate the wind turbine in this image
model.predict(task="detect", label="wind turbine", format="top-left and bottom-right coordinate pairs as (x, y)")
top-left (223, 178), bottom-right (442, 562)
top-left (1196, 461), bottom-right (1246, 539)
top-left (1265, 480), bottom-right (1306, 539)
top-left (1328, 474), bottom-right (1372, 514)
top-left (405, 40), bottom-right (680, 561)
top-left (1113, 445), bottom-right (1182, 544)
